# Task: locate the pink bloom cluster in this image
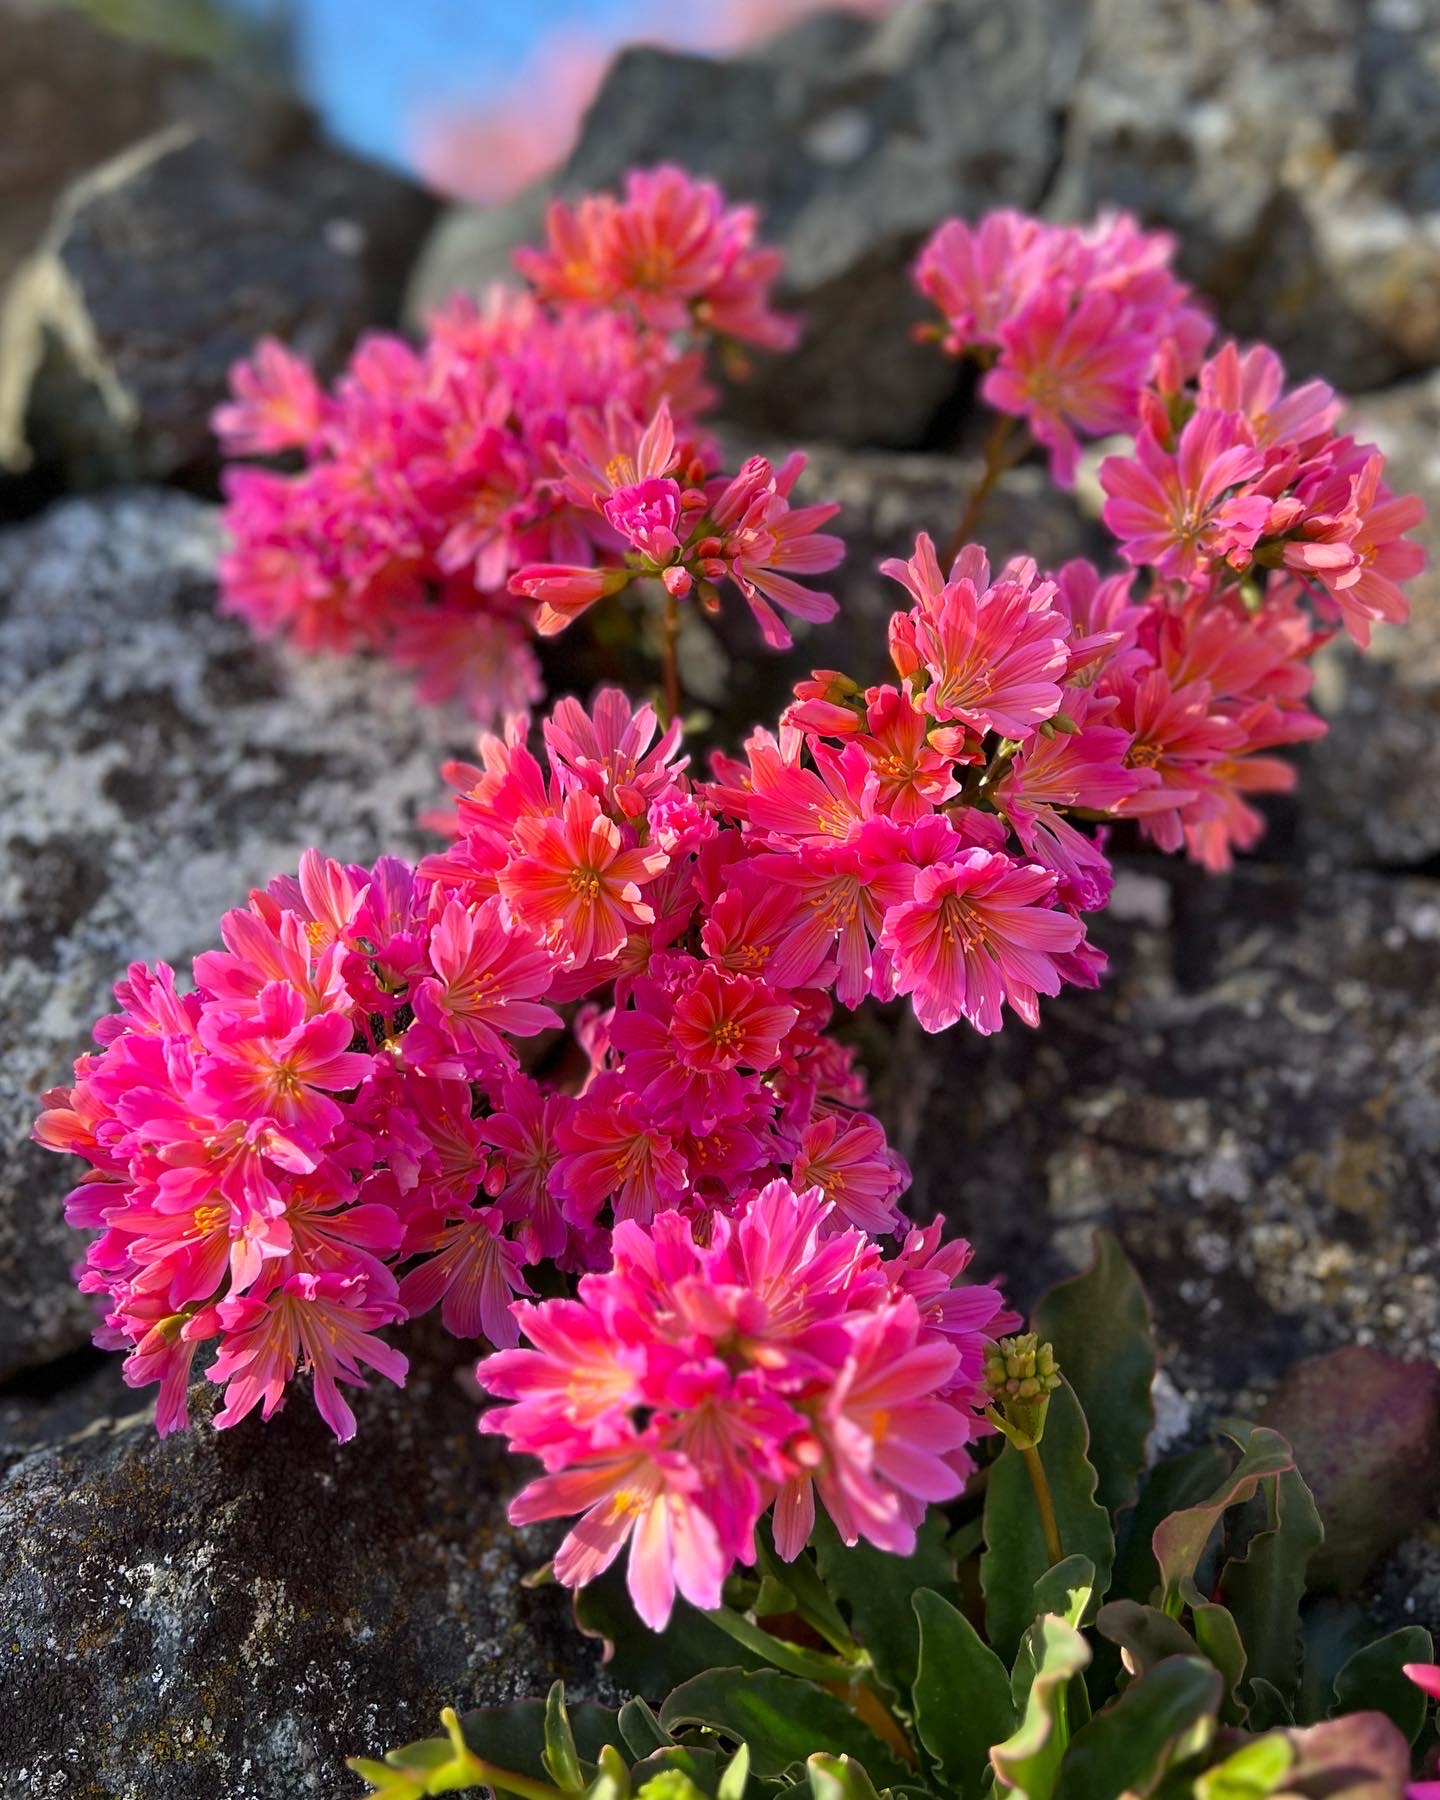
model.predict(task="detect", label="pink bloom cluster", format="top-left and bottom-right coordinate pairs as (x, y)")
top-left (1100, 340), bottom-right (1426, 648)
top-left (214, 166), bottom-right (815, 717)
top-left (515, 164), bottom-right (798, 351)
top-left (509, 398), bottom-right (843, 649)
top-left (915, 210), bottom-right (1211, 484)
top-left (480, 1178), bottom-right (1014, 1628)
top-left (35, 696), bottom-right (919, 1442)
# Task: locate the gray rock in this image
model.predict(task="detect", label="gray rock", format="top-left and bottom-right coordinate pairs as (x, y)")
top-left (893, 862), bottom-right (1440, 1421)
top-left (0, 1329), bottom-right (599, 1800)
top-left (1053, 0), bottom-right (1440, 392)
top-left (0, 9), bottom-right (434, 488)
top-left (1297, 373), bottom-right (1440, 871)
top-left (407, 0), bottom-right (1089, 448)
top-left (0, 490), bottom-right (467, 1384)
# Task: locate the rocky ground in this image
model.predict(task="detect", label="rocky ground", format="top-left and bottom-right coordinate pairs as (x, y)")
top-left (1, 3), bottom-right (1437, 1796)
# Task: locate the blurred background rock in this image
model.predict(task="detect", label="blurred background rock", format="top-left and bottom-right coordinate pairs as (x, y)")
top-left (1, 4), bottom-right (1437, 1795)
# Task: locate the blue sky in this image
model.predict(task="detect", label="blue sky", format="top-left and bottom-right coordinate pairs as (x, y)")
top-left (229, 0), bottom-right (647, 168)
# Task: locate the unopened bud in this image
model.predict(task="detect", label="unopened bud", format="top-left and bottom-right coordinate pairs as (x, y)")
top-left (984, 1333), bottom-right (1061, 1448)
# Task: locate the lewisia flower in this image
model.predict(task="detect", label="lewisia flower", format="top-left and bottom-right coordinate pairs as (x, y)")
top-left (479, 1180), bottom-right (1012, 1628)
top-left (915, 208), bottom-right (1211, 485)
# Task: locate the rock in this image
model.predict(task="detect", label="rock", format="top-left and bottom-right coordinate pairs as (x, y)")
top-left (894, 861), bottom-right (1440, 1421)
top-left (0, 491), bottom-right (467, 1385)
top-left (407, 0), bottom-right (1089, 448)
top-left (1297, 373), bottom-right (1440, 871)
top-left (1, 1329), bottom-right (600, 1800)
top-left (1053, 0), bottom-right (1440, 393)
top-left (0, 6), bottom-right (435, 489)
top-left (1260, 1345), bottom-right (1440, 1592)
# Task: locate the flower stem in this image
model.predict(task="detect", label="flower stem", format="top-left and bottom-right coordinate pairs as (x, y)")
top-left (1020, 1441), bottom-right (1065, 1568)
top-left (945, 413), bottom-right (1020, 564)
top-left (702, 1604), bottom-right (860, 1683)
top-left (660, 589), bottom-right (681, 725)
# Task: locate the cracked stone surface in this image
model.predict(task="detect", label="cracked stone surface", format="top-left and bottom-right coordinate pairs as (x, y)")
top-left (0, 490), bottom-right (467, 1386)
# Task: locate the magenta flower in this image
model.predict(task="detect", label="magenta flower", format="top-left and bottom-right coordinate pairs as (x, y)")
top-left (881, 850), bottom-right (1085, 1035)
top-left (408, 897), bottom-right (561, 1073)
top-left (1100, 411), bottom-right (1270, 580)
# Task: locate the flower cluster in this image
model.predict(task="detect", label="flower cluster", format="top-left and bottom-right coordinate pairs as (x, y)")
top-left (508, 398), bottom-right (843, 649)
top-left (214, 166), bottom-right (818, 718)
top-left (1099, 339), bottom-right (1426, 649)
top-left (915, 209), bottom-right (1211, 483)
top-left (35, 696), bottom-right (913, 1442)
top-left (480, 1178), bottom-right (1015, 1628)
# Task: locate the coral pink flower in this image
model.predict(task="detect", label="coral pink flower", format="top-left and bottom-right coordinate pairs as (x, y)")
top-left (983, 290), bottom-right (1153, 485)
top-left (399, 1204), bottom-right (531, 1346)
top-left (197, 983), bottom-right (373, 1144)
top-left (884, 536), bottom-right (1070, 737)
top-left (513, 565), bottom-right (632, 637)
top-left (208, 1271), bottom-right (407, 1442)
top-left (408, 898), bottom-right (561, 1072)
top-left (1100, 411), bottom-right (1269, 579)
top-left (881, 850), bottom-right (1084, 1034)
top-left (212, 337), bottom-right (326, 454)
top-left (499, 790), bottom-right (669, 967)
top-left (791, 1112), bottom-right (907, 1235)
top-left (1307, 452), bottom-right (1425, 647)
top-left (708, 454), bottom-right (844, 649)
top-left (552, 1075), bottom-right (689, 1227)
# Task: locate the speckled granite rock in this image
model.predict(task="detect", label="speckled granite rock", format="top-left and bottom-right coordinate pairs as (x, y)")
top-left (893, 861), bottom-right (1440, 1419)
top-left (1053, 0), bottom-right (1440, 392)
top-left (0, 490), bottom-right (466, 1385)
top-left (407, 0), bottom-right (1088, 448)
top-left (1298, 373), bottom-right (1440, 871)
top-left (0, 1330), bottom-right (599, 1800)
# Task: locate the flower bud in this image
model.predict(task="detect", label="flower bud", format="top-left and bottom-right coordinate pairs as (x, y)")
top-left (984, 1333), bottom-right (1061, 1448)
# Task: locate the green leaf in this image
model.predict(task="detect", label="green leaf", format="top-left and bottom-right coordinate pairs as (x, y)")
top-left (1095, 1600), bottom-right (1201, 1674)
top-left (1194, 1733), bottom-right (1294, 1800)
top-left (755, 1521), bottom-right (855, 1654)
top-left (812, 1507), bottom-right (960, 1702)
top-left (982, 1382), bottom-right (1115, 1663)
top-left (717, 1745), bottom-right (751, 1800)
top-left (1111, 1447), bottom-right (1232, 1606)
top-left (619, 1700), bottom-right (674, 1761)
top-left (453, 1698), bottom-right (621, 1789)
top-left (1151, 1430), bottom-right (1295, 1615)
top-left (1054, 1656), bottom-right (1221, 1800)
top-left (630, 1750), bottom-right (724, 1796)
top-left (659, 1670), bottom-right (912, 1789)
top-left (1245, 1681), bottom-right (1293, 1732)
top-left (1189, 1600), bottom-right (1249, 1725)
top-left (1330, 1627), bottom-right (1434, 1745)
top-left (1032, 1556), bottom-right (1097, 1630)
top-left (576, 1561), bottom-right (767, 1697)
top-left (990, 1615), bottom-right (1091, 1800)
top-left (1282, 1712), bottom-right (1413, 1799)
top-left (1222, 1463), bottom-right (1324, 1708)
top-left (545, 1683), bottom-right (586, 1792)
top-left (911, 1587), bottom-right (1016, 1797)
top-left (804, 1754), bottom-right (885, 1800)
top-left (591, 1744), bottom-right (632, 1800)
top-left (1297, 1601), bottom-right (1374, 1728)
top-left (1031, 1232), bottom-right (1156, 1516)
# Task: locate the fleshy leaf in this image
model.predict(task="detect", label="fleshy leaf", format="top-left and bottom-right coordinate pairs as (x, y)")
top-left (1329, 1627), bottom-right (1434, 1744)
top-left (576, 1561), bottom-right (766, 1695)
top-left (1151, 1430), bottom-right (1295, 1615)
top-left (1031, 1232), bottom-right (1156, 1515)
top-left (1221, 1463), bottom-right (1323, 1710)
top-left (659, 1669), bottom-right (912, 1788)
top-left (982, 1381), bottom-right (1114, 1663)
top-left (717, 1744), bottom-right (751, 1800)
top-left (544, 1682), bottom-right (586, 1792)
top-left (990, 1614), bottom-right (1091, 1800)
top-left (1189, 1599), bottom-right (1250, 1725)
top-left (805, 1753), bottom-right (884, 1800)
top-left (911, 1587), bottom-right (1016, 1797)
top-left (812, 1507), bottom-right (960, 1702)
top-left (1245, 1680), bottom-right (1294, 1732)
top-left (1282, 1712), bottom-right (1413, 1800)
top-left (1052, 1655), bottom-right (1221, 1800)
top-left (1110, 1446), bottom-right (1232, 1606)
top-left (1194, 1732), bottom-right (1294, 1800)
top-left (1095, 1599), bottom-right (1201, 1674)
top-left (619, 1699), bottom-right (674, 1761)
top-left (1032, 1556), bottom-right (1096, 1630)
top-left (1297, 1601), bottom-right (1374, 1727)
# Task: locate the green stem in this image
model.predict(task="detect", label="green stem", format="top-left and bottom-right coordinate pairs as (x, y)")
top-left (945, 413), bottom-right (1021, 563)
top-left (1020, 1442), bottom-right (1065, 1569)
top-left (660, 589), bottom-right (681, 725)
top-left (702, 1605), bottom-right (863, 1684)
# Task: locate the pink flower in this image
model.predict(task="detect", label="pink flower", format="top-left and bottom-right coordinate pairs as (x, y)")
top-left (1100, 411), bottom-right (1269, 580)
top-left (408, 897), bottom-right (561, 1072)
top-left (213, 337), bottom-right (326, 455)
top-left (399, 1204), bottom-right (531, 1346)
top-left (983, 290), bottom-right (1153, 485)
top-left (884, 536), bottom-right (1070, 737)
top-left (881, 850), bottom-right (1085, 1034)
top-left (208, 1271), bottom-right (407, 1442)
top-left (512, 565), bottom-right (632, 637)
top-left (499, 790), bottom-right (669, 967)
top-left (708, 454), bottom-right (844, 650)
top-left (197, 983), bottom-right (374, 1145)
